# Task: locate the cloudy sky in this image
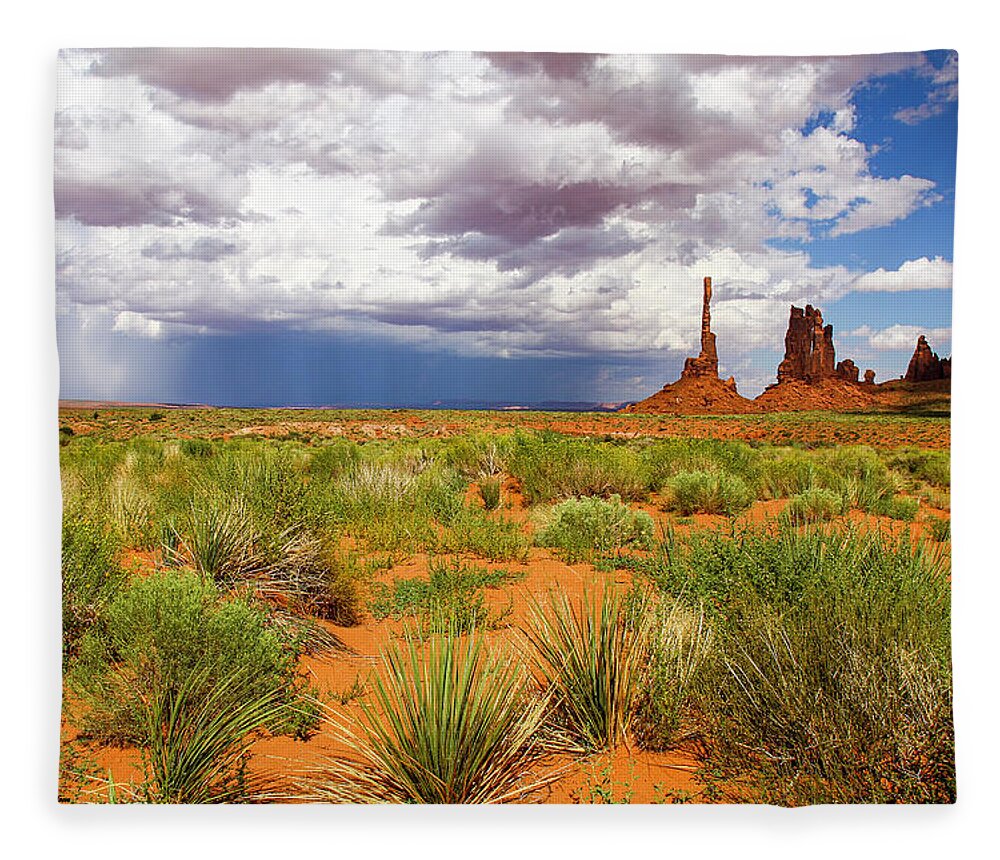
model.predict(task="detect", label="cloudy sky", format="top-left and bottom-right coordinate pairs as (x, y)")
top-left (54, 48), bottom-right (956, 406)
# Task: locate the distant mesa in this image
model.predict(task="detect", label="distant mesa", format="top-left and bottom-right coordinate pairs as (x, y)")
top-left (623, 279), bottom-right (949, 415)
top-left (905, 334), bottom-right (951, 382)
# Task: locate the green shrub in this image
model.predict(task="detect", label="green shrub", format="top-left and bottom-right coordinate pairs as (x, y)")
top-left (633, 599), bottom-right (713, 751)
top-left (536, 495), bottom-right (654, 561)
top-left (926, 516), bottom-right (951, 542)
top-left (787, 488), bottom-right (845, 523)
top-left (885, 448), bottom-right (950, 488)
top-left (172, 499), bottom-right (262, 586)
top-left (179, 438), bottom-right (214, 458)
top-left (662, 471), bottom-right (753, 516)
top-left (61, 515), bottom-right (127, 664)
top-left (70, 570), bottom-right (310, 745)
top-left (509, 433), bottom-right (647, 503)
top-left (436, 507), bottom-right (530, 561)
top-left (302, 631), bottom-right (551, 803)
top-left (871, 494), bottom-right (920, 521)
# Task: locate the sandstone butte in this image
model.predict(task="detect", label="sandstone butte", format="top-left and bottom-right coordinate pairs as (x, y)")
top-left (624, 279), bottom-right (951, 414)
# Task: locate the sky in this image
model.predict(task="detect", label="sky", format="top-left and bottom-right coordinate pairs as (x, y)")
top-left (54, 48), bottom-right (957, 406)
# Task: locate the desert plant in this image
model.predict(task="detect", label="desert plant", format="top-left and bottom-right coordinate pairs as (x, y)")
top-left (633, 599), bottom-right (714, 750)
top-left (787, 488), bottom-right (845, 523)
top-left (536, 495), bottom-right (654, 561)
top-left (135, 664), bottom-right (290, 803)
top-left (523, 586), bottom-right (651, 750)
top-left (69, 569), bottom-right (309, 745)
top-left (172, 498), bottom-right (261, 586)
top-left (300, 630), bottom-right (552, 803)
top-left (926, 516), bottom-right (951, 542)
top-left (662, 471), bottom-right (753, 516)
top-left (479, 475), bottom-right (502, 511)
top-left (61, 515), bottom-right (127, 664)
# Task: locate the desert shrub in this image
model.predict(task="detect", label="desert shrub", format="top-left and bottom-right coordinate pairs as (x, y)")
top-left (509, 433), bottom-right (647, 503)
top-left (524, 586), bottom-right (651, 751)
top-left (926, 516), bottom-right (951, 542)
top-left (263, 532), bottom-right (368, 625)
top-left (885, 448), bottom-right (950, 488)
top-left (302, 631), bottom-right (551, 803)
top-left (615, 526), bottom-right (953, 804)
top-left (479, 476), bottom-right (502, 511)
top-left (872, 494), bottom-right (921, 521)
top-left (436, 507), bottom-right (530, 561)
top-left (787, 488), bottom-right (845, 523)
top-left (307, 440), bottom-right (361, 479)
top-left (369, 557), bottom-right (521, 633)
top-left (61, 515), bottom-right (127, 664)
top-left (754, 448), bottom-right (841, 499)
top-left (632, 599), bottom-right (714, 751)
top-left (172, 498), bottom-right (262, 586)
top-left (70, 569), bottom-right (310, 745)
top-left (536, 495), bottom-right (654, 561)
top-left (662, 470), bottom-right (753, 516)
top-left (179, 438), bottom-right (214, 458)
top-left (643, 438), bottom-right (758, 490)
top-left (700, 588), bottom-right (953, 804)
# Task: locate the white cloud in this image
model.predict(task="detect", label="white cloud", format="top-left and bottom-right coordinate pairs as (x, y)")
top-left (845, 323), bottom-right (951, 352)
top-left (53, 49), bottom-right (952, 393)
top-left (851, 256), bottom-right (952, 293)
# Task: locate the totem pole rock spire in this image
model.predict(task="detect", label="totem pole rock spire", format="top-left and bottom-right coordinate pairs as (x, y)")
top-left (681, 276), bottom-right (719, 378)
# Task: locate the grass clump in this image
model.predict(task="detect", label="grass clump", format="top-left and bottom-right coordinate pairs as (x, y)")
top-left (926, 516), bottom-right (951, 542)
top-left (662, 471), bottom-right (753, 517)
top-left (523, 586), bottom-right (650, 750)
top-left (302, 631), bottom-right (551, 803)
top-left (479, 476), bottom-right (502, 511)
top-left (369, 557), bottom-right (522, 633)
top-left (787, 488), bottom-right (845, 524)
top-left (536, 495), bottom-right (653, 561)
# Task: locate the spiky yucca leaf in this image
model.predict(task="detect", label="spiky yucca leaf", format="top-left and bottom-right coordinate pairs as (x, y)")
top-left (139, 665), bottom-right (289, 804)
top-left (300, 630), bottom-right (553, 803)
top-left (523, 586), bottom-right (651, 751)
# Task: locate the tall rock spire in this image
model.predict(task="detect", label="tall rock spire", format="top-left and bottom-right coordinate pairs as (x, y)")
top-left (681, 276), bottom-right (719, 378)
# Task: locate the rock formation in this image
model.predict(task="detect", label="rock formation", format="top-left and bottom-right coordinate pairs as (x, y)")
top-left (905, 335), bottom-right (951, 382)
top-left (863, 369), bottom-right (876, 385)
top-left (776, 305), bottom-right (837, 383)
top-left (623, 277), bottom-right (756, 414)
top-left (681, 277), bottom-right (719, 378)
top-left (835, 359), bottom-right (859, 383)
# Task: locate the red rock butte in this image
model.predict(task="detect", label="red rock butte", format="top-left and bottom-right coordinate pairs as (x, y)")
top-left (624, 279), bottom-right (951, 415)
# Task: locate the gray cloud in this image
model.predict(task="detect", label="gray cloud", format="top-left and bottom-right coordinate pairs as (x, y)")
top-left (141, 236), bottom-right (241, 262)
top-left (55, 173), bottom-right (246, 227)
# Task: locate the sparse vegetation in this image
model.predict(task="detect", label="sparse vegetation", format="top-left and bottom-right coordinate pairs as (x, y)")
top-left (58, 407), bottom-right (953, 805)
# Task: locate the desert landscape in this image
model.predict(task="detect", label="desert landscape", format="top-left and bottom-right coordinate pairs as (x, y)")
top-left (58, 281), bottom-right (953, 805)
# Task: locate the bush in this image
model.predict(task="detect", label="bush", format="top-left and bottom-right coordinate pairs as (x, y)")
top-left (633, 599), bottom-right (713, 751)
top-left (787, 488), bottom-right (845, 524)
top-left (872, 494), bottom-right (920, 522)
top-left (69, 570), bottom-right (310, 745)
top-left (662, 471), bottom-right (753, 516)
top-left (926, 516), bottom-right (951, 542)
top-left (536, 495), bottom-right (654, 561)
top-left (436, 507), bottom-right (530, 561)
top-left (61, 515), bottom-right (127, 664)
top-left (509, 433), bottom-right (647, 503)
top-left (302, 631), bottom-right (551, 803)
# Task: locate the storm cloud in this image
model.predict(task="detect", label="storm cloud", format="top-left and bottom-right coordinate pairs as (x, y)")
top-left (55, 48), bottom-right (956, 400)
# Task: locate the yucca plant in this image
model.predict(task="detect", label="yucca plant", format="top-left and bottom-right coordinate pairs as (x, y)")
top-left (523, 586), bottom-right (651, 750)
top-left (137, 665), bottom-right (289, 803)
top-left (171, 499), bottom-right (262, 586)
top-left (300, 630), bottom-right (553, 803)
